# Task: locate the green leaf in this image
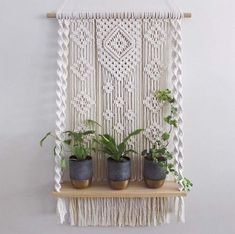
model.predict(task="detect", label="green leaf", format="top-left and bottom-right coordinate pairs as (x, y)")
top-left (157, 148), bottom-right (166, 155)
top-left (103, 146), bottom-right (114, 156)
top-left (84, 119), bottom-right (102, 127)
top-left (161, 132), bottom-right (170, 141)
top-left (167, 163), bottom-right (175, 172)
top-left (170, 119), bottom-right (177, 127)
top-left (60, 158), bottom-right (67, 169)
top-left (171, 106), bottom-right (177, 115)
top-left (155, 89), bottom-right (174, 103)
top-left (64, 131), bottom-right (83, 142)
top-left (181, 177), bottom-right (193, 191)
top-left (92, 138), bottom-right (101, 146)
top-left (123, 149), bottom-right (138, 155)
top-left (73, 146), bottom-right (81, 157)
top-left (142, 149), bottom-right (148, 156)
top-left (82, 130), bottom-right (95, 135)
top-left (63, 139), bottom-right (71, 145)
top-left (123, 129), bottom-right (144, 143)
top-left (164, 115), bottom-right (172, 124)
top-left (40, 132), bottom-right (51, 147)
top-left (165, 151), bottom-right (173, 160)
top-left (100, 135), bottom-right (118, 156)
top-left (73, 146), bottom-right (88, 159)
top-left (164, 116), bottom-right (178, 127)
top-left (155, 140), bottom-right (161, 146)
top-left (117, 142), bottom-right (126, 155)
top-left (63, 130), bottom-right (73, 135)
top-left (53, 146), bottom-right (56, 156)
top-left (102, 134), bottom-right (116, 146)
top-left (98, 130), bottom-right (143, 161)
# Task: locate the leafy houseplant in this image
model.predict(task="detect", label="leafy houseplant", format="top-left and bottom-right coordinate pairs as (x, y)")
top-left (95, 129), bottom-right (143, 190)
top-left (142, 89), bottom-right (192, 191)
top-left (40, 120), bottom-right (99, 189)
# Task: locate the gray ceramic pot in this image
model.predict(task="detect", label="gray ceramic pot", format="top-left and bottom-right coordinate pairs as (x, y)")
top-left (69, 156), bottom-right (92, 189)
top-left (143, 157), bottom-right (166, 188)
top-left (107, 157), bottom-right (131, 190)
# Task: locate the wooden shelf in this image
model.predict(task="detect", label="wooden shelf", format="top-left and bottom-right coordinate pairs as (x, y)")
top-left (52, 181), bottom-right (186, 198)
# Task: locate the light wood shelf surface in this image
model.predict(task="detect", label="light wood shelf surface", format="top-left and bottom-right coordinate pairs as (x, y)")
top-left (52, 181), bottom-right (186, 198)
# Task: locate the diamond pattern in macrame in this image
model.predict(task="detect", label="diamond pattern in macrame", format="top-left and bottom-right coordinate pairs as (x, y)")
top-left (96, 19), bottom-right (141, 80)
top-left (114, 122), bottom-right (125, 134)
top-left (71, 92), bottom-right (95, 115)
top-left (103, 110), bottom-right (114, 121)
top-left (70, 23), bottom-right (93, 49)
top-left (114, 97), bottom-right (125, 108)
top-left (125, 110), bottom-right (136, 121)
top-left (144, 59), bottom-right (165, 81)
top-left (70, 59), bottom-right (93, 81)
top-left (143, 94), bottom-right (162, 113)
top-left (144, 123), bottom-right (162, 143)
top-left (103, 26), bottom-right (133, 60)
top-left (103, 82), bottom-right (114, 94)
top-left (124, 81), bottom-right (135, 93)
top-left (144, 20), bottom-right (167, 47)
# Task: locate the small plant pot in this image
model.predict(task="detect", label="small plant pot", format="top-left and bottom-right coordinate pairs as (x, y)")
top-left (69, 156), bottom-right (92, 189)
top-left (143, 157), bottom-right (166, 189)
top-left (107, 157), bottom-right (131, 190)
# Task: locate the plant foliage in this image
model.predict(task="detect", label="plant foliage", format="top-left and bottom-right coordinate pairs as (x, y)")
top-left (95, 129), bottom-right (144, 161)
top-left (142, 89), bottom-right (193, 191)
top-left (40, 120), bottom-right (100, 167)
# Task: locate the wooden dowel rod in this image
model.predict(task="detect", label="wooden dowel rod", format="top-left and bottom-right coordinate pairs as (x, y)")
top-left (183, 12), bottom-right (192, 18)
top-left (46, 12), bottom-right (192, 19)
top-left (47, 12), bottom-right (57, 18)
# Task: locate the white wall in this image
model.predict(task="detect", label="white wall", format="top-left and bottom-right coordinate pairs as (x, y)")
top-left (1, 0), bottom-right (235, 233)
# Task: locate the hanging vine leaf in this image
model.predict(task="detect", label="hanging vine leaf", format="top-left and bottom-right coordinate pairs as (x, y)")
top-left (40, 132), bottom-right (52, 147)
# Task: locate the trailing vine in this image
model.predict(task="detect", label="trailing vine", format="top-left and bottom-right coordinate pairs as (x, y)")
top-left (142, 89), bottom-right (192, 191)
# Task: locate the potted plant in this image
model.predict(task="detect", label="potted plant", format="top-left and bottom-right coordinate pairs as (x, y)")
top-left (142, 89), bottom-right (192, 191)
top-left (40, 120), bottom-right (99, 189)
top-left (95, 129), bottom-right (143, 190)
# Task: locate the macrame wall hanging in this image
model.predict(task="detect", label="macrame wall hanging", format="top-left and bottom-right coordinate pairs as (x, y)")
top-left (47, 0), bottom-right (191, 227)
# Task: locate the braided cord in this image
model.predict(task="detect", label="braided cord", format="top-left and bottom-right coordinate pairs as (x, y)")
top-left (55, 18), bottom-right (70, 192)
top-left (171, 19), bottom-right (184, 191)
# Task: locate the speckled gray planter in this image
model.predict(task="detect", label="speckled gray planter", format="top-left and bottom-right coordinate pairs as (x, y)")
top-left (107, 157), bottom-right (131, 190)
top-left (143, 157), bottom-right (166, 188)
top-left (69, 156), bottom-right (92, 189)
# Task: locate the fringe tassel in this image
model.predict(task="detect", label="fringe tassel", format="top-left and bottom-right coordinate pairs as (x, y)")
top-left (174, 196), bottom-right (185, 223)
top-left (56, 198), bottom-right (67, 224)
top-left (56, 197), bottom-right (185, 226)
top-left (178, 196), bottom-right (185, 223)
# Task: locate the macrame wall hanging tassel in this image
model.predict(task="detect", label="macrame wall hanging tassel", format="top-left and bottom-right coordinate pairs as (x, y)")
top-left (65, 197), bottom-right (177, 226)
top-left (57, 198), bottom-right (68, 224)
top-left (53, 5), bottom-right (187, 225)
top-left (55, 16), bottom-right (70, 223)
top-left (69, 198), bottom-right (77, 225)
